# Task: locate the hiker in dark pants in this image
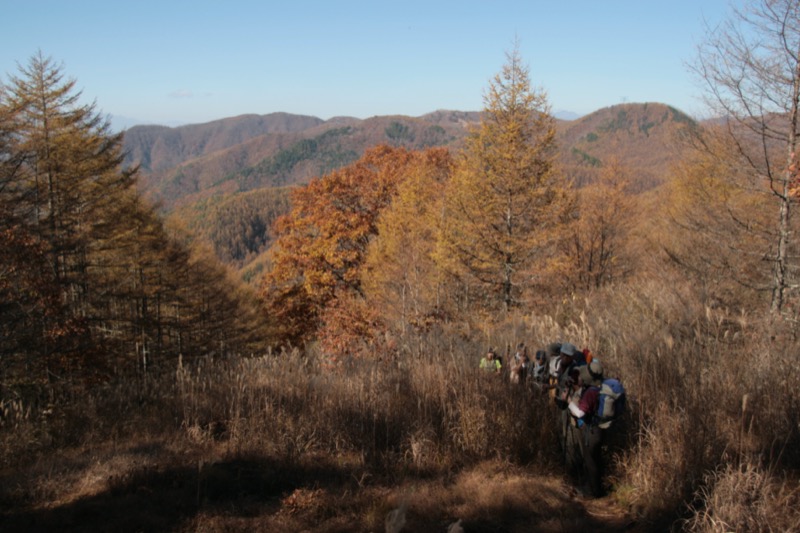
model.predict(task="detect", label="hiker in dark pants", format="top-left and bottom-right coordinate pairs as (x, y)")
top-left (568, 361), bottom-right (606, 498)
top-left (552, 343), bottom-right (581, 471)
top-left (557, 367), bottom-right (583, 480)
top-left (578, 423), bottom-right (603, 498)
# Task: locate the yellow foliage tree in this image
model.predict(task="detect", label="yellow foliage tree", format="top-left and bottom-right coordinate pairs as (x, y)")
top-left (664, 126), bottom-right (773, 309)
top-left (441, 45), bottom-right (569, 312)
top-left (363, 148), bottom-right (454, 332)
top-left (566, 156), bottom-right (635, 291)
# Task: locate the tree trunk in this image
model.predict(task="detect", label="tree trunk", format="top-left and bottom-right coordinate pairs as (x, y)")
top-left (772, 40), bottom-right (800, 314)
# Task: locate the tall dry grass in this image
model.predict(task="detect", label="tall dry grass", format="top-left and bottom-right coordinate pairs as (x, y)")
top-left (569, 279), bottom-right (800, 527)
top-left (683, 461), bottom-right (800, 532)
top-left (3, 277), bottom-right (800, 530)
top-left (173, 339), bottom-right (561, 471)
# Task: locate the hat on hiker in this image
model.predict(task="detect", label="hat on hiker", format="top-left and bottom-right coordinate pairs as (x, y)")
top-left (535, 350), bottom-right (546, 361)
top-left (580, 359), bottom-right (604, 386)
top-left (547, 342), bottom-right (562, 356)
top-left (560, 342), bottom-right (577, 357)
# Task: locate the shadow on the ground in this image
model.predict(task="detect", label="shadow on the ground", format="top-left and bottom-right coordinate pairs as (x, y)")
top-left (0, 453), bottom-right (352, 533)
top-left (402, 493), bottom-right (641, 533)
top-left (0, 449), bottom-right (654, 533)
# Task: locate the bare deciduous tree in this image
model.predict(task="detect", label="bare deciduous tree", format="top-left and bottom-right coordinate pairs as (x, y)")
top-left (692, 0), bottom-right (800, 314)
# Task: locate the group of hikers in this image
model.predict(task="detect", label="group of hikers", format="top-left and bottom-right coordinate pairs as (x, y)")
top-left (479, 341), bottom-right (626, 499)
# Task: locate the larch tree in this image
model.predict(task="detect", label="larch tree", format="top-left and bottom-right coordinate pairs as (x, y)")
top-left (0, 96), bottom-right (66, 379)
top-left (692, 0), bottom-right (800, 315)
top-left (0, 52), bottom-right (141, 378)
top-left (363, 148), bottom-right (454, 333)
top-left (442, 45), bottom-right (567, 312)
top-left (0, 52), bottom-right (271, 390)
top-left (3, 52), bottom-right (136, 318)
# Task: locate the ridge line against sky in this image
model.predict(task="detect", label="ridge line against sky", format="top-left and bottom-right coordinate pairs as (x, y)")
top-left (3, 1), bottom-right (738, 129)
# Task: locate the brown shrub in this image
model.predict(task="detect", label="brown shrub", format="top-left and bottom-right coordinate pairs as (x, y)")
top-left (684, 461), bottom-right (800, 532)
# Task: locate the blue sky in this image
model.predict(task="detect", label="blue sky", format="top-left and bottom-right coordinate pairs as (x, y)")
top-left (3, 1), bottom-right (736, 128)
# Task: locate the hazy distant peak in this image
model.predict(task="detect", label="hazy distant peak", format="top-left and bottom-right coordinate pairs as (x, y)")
top-left (554, 110), bottom-right (582, 121)
top-left (325, 116), bottom-right (362, 124)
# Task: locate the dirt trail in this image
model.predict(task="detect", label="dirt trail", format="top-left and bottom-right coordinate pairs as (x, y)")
top-left (577, 494), bottom-right (641, 532)
top-left (0, 444), bottom-right (660, 533)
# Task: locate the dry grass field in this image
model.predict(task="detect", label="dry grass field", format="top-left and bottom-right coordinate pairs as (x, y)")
top-left (3, 284), bottom-right (800, 532)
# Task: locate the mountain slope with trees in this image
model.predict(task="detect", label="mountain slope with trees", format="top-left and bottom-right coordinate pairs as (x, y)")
top-left (123, 104), bottom-right (694, 214)
top-left (129, 102), bottom-right (697, 284)
top-left (122, 112), bottom-right (326, 173)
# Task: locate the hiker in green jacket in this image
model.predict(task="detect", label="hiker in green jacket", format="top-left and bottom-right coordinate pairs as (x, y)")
top-left (479, 348), bottom-right (502, 373)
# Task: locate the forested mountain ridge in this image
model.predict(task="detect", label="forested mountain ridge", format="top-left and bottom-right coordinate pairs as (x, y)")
top-left (123, 103), bottom-right (695, 212)
top-left (122, 112), bottom-right (326, 173)
top-left (123, 111), bottom-right (480, 210)
top-left (559, 102), bottom-right (698, 190)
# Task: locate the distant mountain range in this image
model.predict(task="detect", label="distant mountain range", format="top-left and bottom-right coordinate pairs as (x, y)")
top-left (122, 110), bottom-right (481, 210)
top-left (122, 103), bottom-right (696, 212)
top-left (113, 109), bottom-right (583, 132)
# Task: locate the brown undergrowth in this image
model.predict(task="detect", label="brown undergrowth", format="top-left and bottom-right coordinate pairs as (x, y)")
top-left (2, 282), bottom-right (800, 531)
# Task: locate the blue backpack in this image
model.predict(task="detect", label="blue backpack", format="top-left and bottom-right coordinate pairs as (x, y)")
top-left (595, 378), bottom-right (626, 428)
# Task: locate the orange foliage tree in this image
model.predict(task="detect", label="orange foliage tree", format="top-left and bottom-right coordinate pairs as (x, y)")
top-left (260, 145), bottom-right (418, 349)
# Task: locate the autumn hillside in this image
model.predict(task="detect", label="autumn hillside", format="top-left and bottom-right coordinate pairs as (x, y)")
top-left (126, 102), bottom-right (696, 276)
top-left (124, 104), bottom-right (691, 211)
top-left (558, 102), bottom-right (698, 191)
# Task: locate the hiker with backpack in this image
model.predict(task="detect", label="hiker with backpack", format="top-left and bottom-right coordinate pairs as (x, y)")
top-left (556, 366), bottom-right (584, 481)
top-left (553, 343), bottom-right (584, 477)
top-left (509, 342), bottom-right (530, 385)
top-left (564, 359), bottom-right (626, 498)
top-left (531, 349), bottom-right (549, 387)
top-left (552, 342), bottom-right (581, 404)
top-left (545, 343), bottom-right (562, 392)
